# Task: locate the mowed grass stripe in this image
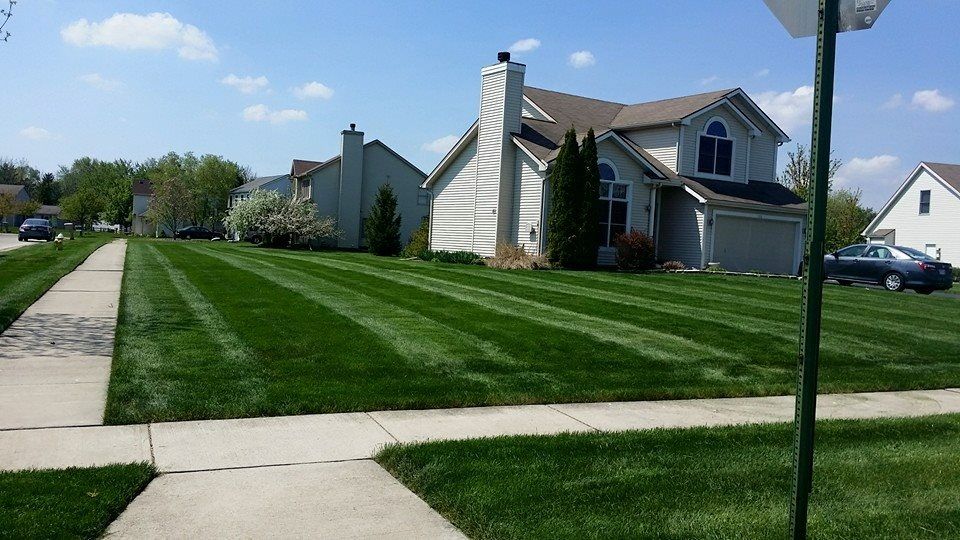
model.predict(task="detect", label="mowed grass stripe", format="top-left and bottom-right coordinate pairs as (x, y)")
top-left (145, 244), bottom-right (267, 404)
top-left (188, 245), bottom-right (519, 386)
top-left (255, 250), bottom-right (737, 363)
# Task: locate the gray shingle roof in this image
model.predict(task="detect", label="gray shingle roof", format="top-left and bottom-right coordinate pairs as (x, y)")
top-left (925, 162), bottom-right (960, 192)
top-left (291, 159), bottom-right (325, 177)
top-left (132, 179), bottom-right (153, 196)
top-left (37, 205), bottom-right (61, 216)
top-left (0, 184), bottom-right (27, 197)
top-left (682, 177), bottom-right (807, 211)
top-left (612, 88), bottom-right (737, 128)
top-left (230, 174), bottom-right (288, 194)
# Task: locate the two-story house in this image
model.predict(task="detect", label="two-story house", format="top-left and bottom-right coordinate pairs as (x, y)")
top-left (862, 162), bottom-right (960, 264)
top-left (290, 125), bottom-right (429, 249)
top-left (424, 53), bottom-right (807, 274)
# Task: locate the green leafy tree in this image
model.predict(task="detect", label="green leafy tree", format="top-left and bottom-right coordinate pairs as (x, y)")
top-left (365, 184), bottom-right (402, 256)
top-left (402, 216), bottom-right (430, 258)
top-left (0, 158), bottom-right (41, 196)
top-left (192, 155), bottom-right (247, 228)
top-left (825, 188), bottom-right (875, 253)
top-left (60, 177), bottom-right (105, 235)
top-left (778, 144), bottom-right (842, 202)
top-left (576, 128), bottom-right (601, 268)
top-left (547, 128), bottom-right (586, 267)
top-left (36, 173), bottom-right (59, 205)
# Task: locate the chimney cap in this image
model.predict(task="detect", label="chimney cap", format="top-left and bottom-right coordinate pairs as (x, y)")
top-left (350, 123), bottom-right (356, 131)
top-left (497, 51), bottom-right (510, 63)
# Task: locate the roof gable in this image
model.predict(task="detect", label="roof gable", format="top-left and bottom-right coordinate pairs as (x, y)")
top-left (863, 162), bottom-right (960, 235)
top-left (231, 174), bottom-right (288, 194)
top-left (0, 184), bottom-right (28, 198)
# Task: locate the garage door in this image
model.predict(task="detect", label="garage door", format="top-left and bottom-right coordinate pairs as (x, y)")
top-left (712, 214), bottom-right (799, 274)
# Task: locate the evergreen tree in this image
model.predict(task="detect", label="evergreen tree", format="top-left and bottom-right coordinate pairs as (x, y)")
top-left (547, 128), bottom-right (584, 267)
top-left (576, 128), bottom-right (601, 268)
top-left (365, 184), bottom-right (402, 256)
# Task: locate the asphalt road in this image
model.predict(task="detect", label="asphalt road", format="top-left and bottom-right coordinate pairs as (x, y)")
top-left (0, 233), bottom-right (29, 252)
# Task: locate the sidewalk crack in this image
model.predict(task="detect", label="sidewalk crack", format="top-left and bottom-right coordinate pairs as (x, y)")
top-left (546, 404), bottom-right (598, 432)
top-left (365, 412), bottom-right (399, 443)
top-left (147, 424), bottom-right (157, 465)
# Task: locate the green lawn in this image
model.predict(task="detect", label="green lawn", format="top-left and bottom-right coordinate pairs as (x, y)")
top-left (0, 234), bottom-right (110, 331)
top-left (0, 463), bottom-right (154, 538)
top-left (105, 240), bottom-right (960, 424)
top-left (376, 414), bottom-right (960, 539)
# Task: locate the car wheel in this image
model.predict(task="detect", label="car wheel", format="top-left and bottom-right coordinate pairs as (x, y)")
top-left (250, 235), bottom-right (262, 245)
top-left (882, 272), bottom-right (906, 292)
top-left (837, 280), bottom-right (852, 286)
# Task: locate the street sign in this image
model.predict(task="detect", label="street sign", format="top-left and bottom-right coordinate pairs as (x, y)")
top-left (764, 0), bottom-right (890, 37)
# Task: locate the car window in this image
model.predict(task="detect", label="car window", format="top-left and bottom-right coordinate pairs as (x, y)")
top-left (836, 245), bottom-right (865, 257)
top-left (864, 246), bottom-right (894, 259)
top-left (898, 246), bottom-right (935, 260)
top-left (23, 219), bottom-right (48, 226)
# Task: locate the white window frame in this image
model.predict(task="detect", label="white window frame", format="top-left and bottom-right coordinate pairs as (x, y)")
top-left (597, 159), bottom-right (632, 249)
top-left (918, 189), bottom-right (931, 215)
top-left (694, 116), bottom-right (737, 181)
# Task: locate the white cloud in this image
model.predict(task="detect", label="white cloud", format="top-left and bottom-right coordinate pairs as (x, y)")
top-left (509, 38), bottom-right (541, 53)
top-left (293, 81), bottom-right (334, 100)
top-left (911, 89), bottom-right (955, 112)
top-left (20, 126), bottom-right (57, 140)
top-left (79, 73), bottom-right (122, 91)
top-left (754, 68), bottom-right (770, 78)
top-left (242, 104), bottom-right (308, 124)
top-left (221, 74), bottom-right (269, 94)
top-left (699, 75), bottom-right (719, 86)
top-left (568, 50), bottom-right (595, 69)
top-left (881, 93), bottom-right (903, 110)
top-left (61, 12), bottom-right (218, 61)
top-left (752, 86), bottom-right (814, 134)
top-left (834, 155), bottom-right (902, 206)
top-left (421, 134), bottom-right (459, 154)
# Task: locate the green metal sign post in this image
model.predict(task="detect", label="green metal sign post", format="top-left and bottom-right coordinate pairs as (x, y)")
top-left (790, 0), bottom-right (838, 537)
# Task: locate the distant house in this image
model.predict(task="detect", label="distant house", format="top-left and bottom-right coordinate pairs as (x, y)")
top-left (34, 205), bottom-right (62, 227)
top-left (862, 162), bottom-right (960, 264)
top-left (131, 179), bottom-right (174, 237)
top-left (228, 174), bottom-right (291, 209)
top-left (290, 124), bottom-right (428, 249)
top-left (424, 53), bottom-right (807, 273)
top-left (0, 184), bottom-right (31, 228)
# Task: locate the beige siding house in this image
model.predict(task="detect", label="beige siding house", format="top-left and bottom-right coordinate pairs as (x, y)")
top-left (424, 53), bottom-right (806, 274)
top-left (863, 162), bottom-right (960, 264)
top-left (290, 125), bottom-right (428, 249)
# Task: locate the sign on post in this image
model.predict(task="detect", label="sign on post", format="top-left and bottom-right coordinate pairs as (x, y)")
top-left (763, 1), bottom-right (890, 538)
top-left (764, 0), bottom-right (890, 37)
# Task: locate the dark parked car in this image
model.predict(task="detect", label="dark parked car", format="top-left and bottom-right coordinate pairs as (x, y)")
top-left (824, 244), bottom-right (953, 294)
top-left (18, 218), bottom-right (54, 242)
top-left (174, 226), bottom-right (223, 240)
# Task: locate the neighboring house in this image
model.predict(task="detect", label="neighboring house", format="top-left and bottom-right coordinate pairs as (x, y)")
top-left (290, 124), bottom-right (428, 249)
top-left (862, 162), bottom-right (960, 264)
top-left (424, 53), bottom-right (807, 273)
top-left (228, 174), bottom-right (290, 208)
top-left (0, 184), bottom-right (31, 228)
top-left (131, 179), bottom-right (174, 237)
top-left (34, 205), bottom-right (63, 227)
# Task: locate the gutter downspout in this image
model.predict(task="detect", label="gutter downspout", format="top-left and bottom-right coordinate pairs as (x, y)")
top-left (648, 184), bottom-right (658, 255)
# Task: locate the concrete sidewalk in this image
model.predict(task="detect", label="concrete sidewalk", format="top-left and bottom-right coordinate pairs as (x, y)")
top-left (0, 240), bottom-right (125, 430)
top-left (3, 387), bottom-right (959, 473)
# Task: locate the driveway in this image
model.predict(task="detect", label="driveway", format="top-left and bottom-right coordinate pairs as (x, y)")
top-left (0, 233), bottom-right (29, 252)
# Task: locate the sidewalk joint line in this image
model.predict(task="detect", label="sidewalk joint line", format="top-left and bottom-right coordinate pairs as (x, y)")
top-left (161, 456), bottom-right (377, 476)
top-left (147, 424), bottom-right (157, 465)
top-left (366, 412), bottom-right (399, 443)
top-left (545, 404), bottom-right (599, 431)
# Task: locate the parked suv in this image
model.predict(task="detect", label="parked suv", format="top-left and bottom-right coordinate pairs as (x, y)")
top-left (824, 244), bottom-right (953, 294)
top-left (18, 218), bottom-right (54, 242)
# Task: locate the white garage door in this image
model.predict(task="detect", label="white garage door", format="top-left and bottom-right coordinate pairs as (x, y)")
top-left (712, 214), bottom-right (799, 274)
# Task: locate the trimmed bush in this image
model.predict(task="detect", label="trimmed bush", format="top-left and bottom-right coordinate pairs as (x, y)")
top-left (662, 260), bottom-right (686, 271)
top-left (486, 243), bottom-right (551, 270)
top-left (953, 267), bottom-right (960, 283)
top-left (421, 250), bottom-right (483, 265)
top-left (705, 264), bottom-right (728, 273)
top-left (614, 230), bottom-right (656, 272)
top-left (402, 217), bottom-right (429, 258)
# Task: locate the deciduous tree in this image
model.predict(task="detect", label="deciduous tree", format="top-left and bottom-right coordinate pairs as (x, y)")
top-left (778, 144), bottom-right (841, 201)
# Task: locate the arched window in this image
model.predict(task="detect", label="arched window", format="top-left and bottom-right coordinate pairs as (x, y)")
top-left (597, 159), bottom-right (630, 248)
top-left (697, 118), bottom-right (733, 177)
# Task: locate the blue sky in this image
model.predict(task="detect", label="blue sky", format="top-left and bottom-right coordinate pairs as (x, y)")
top-left (4, 1), bottom-right (958, 208)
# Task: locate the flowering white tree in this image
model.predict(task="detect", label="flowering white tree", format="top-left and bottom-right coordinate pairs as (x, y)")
top-left (224, 189), bottom-right (338, 246)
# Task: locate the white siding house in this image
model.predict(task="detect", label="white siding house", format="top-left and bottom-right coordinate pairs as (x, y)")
top-left (290, 125), bottom-right (428, 249)
top-left (424, 53), bottom-right (805, 273)
top-left (863, 162), bottom-right (960, 264)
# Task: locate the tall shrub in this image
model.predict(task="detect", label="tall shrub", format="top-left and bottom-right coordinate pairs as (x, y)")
top-left (614, 230), bottom-right (656, 271)
top-left (365, 184), bottom-right (402, 256)
top-left (402, 216), bottom-right (430, 258)
top-left (577, 128), bottom-right (601, 268)
top-left (547, 128), bottom-right (585, 267)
